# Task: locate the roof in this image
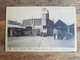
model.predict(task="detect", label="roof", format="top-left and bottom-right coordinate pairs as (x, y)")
top-left (54, 20), bottom-right (67, 28)
top-left (23, 18), bottom-right (42, 21)
top-left (69, 24), bottom-right (74, 28)
top-left (8, 24), bottom-right (25, 28)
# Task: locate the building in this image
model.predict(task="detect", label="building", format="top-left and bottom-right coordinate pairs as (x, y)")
top-left (22, 8), bottom-right (54, 36)
top-left (54, 20), bottom-right (68, 32)
top-left (53, 20), bottom-right (74, 40)
top-left (22, 8), bottom-right (75, 39)
top-left (8, 8), bottom-right (75, 40)
top-left (8, 20), bottom-right (25, 37)
top-left (69, 24), bottom-right (75, 35)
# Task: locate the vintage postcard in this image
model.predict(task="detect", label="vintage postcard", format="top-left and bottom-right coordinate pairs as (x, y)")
top-left (6, 7), bottom-right (77, 52)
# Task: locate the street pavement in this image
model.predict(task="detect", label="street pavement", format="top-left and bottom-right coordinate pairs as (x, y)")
top-left (7, 36), bottom-right (75, 48)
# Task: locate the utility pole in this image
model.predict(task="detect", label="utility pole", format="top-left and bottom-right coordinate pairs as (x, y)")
top-left (32, 16), bottom-right (35, 36)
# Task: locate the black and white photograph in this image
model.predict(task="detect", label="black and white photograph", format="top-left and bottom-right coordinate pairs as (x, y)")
top-left (6, 7), bottom-right (77, 51)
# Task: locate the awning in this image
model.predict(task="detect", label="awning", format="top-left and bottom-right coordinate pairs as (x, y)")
top-left (8, 24), bottom-right (25, 28)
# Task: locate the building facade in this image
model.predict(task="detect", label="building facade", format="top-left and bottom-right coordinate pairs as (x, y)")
top-left (8, 20), bottom-right (25, 37)
top-left (22, 8), bottom-right (54, 36)
top-left (8, 8), bottom-right (75, 40)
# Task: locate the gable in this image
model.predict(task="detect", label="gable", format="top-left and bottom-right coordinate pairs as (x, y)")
top-left (54, 20), bottom-right (67, 28)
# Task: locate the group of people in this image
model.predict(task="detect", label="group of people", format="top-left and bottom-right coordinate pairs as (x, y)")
top-left (53, 29), bottom-right (73, 40)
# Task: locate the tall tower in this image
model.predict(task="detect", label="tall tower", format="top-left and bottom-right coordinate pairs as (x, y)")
top-left (42, 8), bottom-right (49, 26)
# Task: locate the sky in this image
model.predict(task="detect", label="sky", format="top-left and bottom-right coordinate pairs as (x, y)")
top-left (6, 7), bottom-right (76, 25)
